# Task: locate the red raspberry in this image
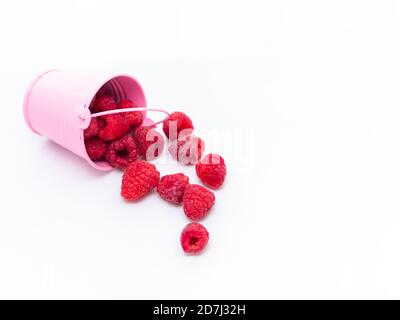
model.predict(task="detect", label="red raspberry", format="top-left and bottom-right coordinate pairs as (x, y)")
top-left (105, 135), bottom-right (139, 169)
top-left (118, 100), bottom-right (144, 127)
top-left (133, 126), bottom-right (165, 161)
top-left (121, 160), bottom-right (160, 201)
top-left (92, 95), bottom-right (117, 113)
top-left (183, 184), bottom-right (215, 220)
top-left (180, 223), bottom-right (209, 254)
top-left (83, 117), bottom-right (99, 139)
top-left (157, 173), bottom-right (190, 204)
top-left (196, 154), bottom-right (227, 189)
top-left (163, 111), bottom-right (194, 139)
top-left (168, 135), bottom-right (205, 165)
top-left (85, 137), bottom-right (107, 161)
top-left (97, 114), bottom-right (130, 141)
top-left (89, 88), bottom-right (109, 111)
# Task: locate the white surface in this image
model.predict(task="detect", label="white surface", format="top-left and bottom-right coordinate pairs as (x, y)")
top-left (1, 0), bottom-right (400, 299)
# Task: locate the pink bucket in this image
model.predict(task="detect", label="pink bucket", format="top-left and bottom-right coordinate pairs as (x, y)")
top-left (23, 70), bottom-right (149, 171)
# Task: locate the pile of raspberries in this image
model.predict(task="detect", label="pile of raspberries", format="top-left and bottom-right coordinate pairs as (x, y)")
top-left (84, 88), bottom-right (227, 254)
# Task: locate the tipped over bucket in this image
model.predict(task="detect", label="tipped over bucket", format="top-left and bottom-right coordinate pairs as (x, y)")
top-left (23, 70), bottom-right (148, 171)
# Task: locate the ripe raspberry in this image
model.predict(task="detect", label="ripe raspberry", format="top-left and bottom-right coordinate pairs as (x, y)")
top-left (118, 100), bottom-right (144, 127)
top-left (89, 88), bottom-right (109, 111)
top-left (168, 135), bottom-right (205, 165)
top-left (133, 126), bottom-right (165, 161)
top-left (121, 160), bottom-right (160, 201)
top-left (105, 135), bottom-right (139, 169)
top-left (180, 223), bottom-right (209, 254)
top-left (92, 95), bottom-right (117, 113)
top-left (97, 114), bottom-right (130, 141)
top-left (83, 117), bottom-right (99, 139)
top-left (157, 173), bottom-right (190, 204)
top-left (163, 111), bottom-right (194, 139)
top-left (183, 184), bottom-right (215, 220)
top-left (85, 137), bottom-right (107, 161)
top-left (196, 154), bottom-right (227, 189)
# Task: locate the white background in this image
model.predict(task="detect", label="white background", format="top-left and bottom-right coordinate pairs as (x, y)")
top-left (1, 0), bottom-right (400, 299)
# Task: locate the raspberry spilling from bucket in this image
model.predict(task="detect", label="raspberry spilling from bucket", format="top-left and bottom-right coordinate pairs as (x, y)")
top-left (183, 184), bottom-right (215, 220)
top-left (163, 111), bottom-right (194, 139)
top-left (168, 135), bottom-right (205, 165)
top-left (133, 126), bottom-right (165, 161)
top-left (121, 160), bottom-right (160, 201)
top-left (180, 223), bottom-right (209, 254)
top-left (81, 92), bottom-right (225, 254)
top-left (105, 135), bottom-right (139, 169)
top-left (157, 173), bottom-right (190, 204)
top-left (196, 154), bottom-right (227, 189)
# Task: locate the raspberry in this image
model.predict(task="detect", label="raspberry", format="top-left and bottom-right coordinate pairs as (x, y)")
top-left (97, 114), bottom-right (130, 141)
top-left (183, 184), bottom-right (215, 220)
top-left (168, 135), bottom-right (205, 165)
top-left (118, 100), bottom-right (144, 128)
top-left (85, 137), bottom-right (107, 161)
top-left (83, 117), bottom-right (99, 139)
top-left (157, 173), bottom-right (190, 204)
top-left (89, 87), bottom-right (108, 109)
top-left (196, 154), bottom-right (227, 189)
top-left (180, 223), bottom-right (209, 254)
top-left (121, 160), bottom-right (160, 201)
top-left (105, 135), bottom-right (139, 169)
top-left (163, 111), bottom-right (194, 139)
top-left (92, 95), bottom-right (117, 113)
top-left (133, 126), bottom-right (165, 161)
